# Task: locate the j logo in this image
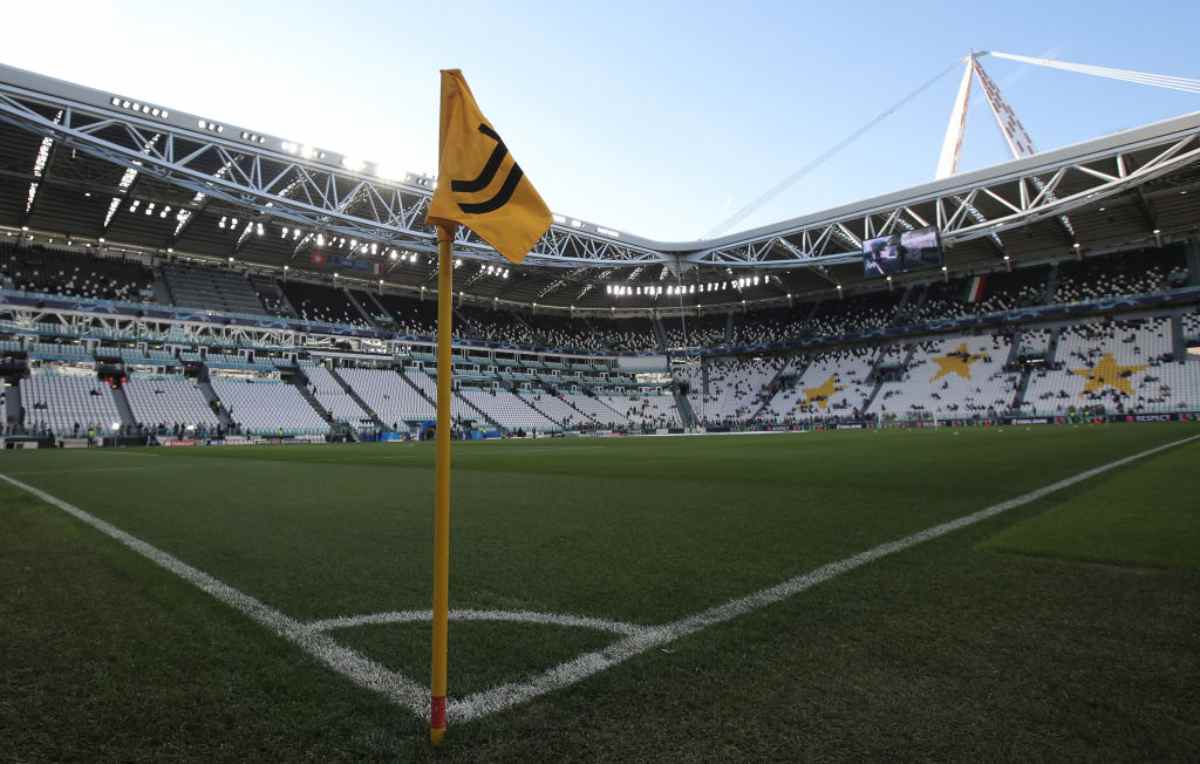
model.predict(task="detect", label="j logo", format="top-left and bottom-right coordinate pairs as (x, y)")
top-left (450, 124), bottom-right (526, 215)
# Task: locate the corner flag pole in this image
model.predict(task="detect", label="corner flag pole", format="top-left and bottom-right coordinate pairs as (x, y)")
top-left (430, 222), bottom-right (455, 745)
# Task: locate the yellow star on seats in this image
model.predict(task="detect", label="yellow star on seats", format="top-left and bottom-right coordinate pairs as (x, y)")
top-left (803, 374), bottom-right (844, 410)
top-left (930, 342), bottom-right (985, 382)
top-left (1071, 353), bottom-right (1147, 396)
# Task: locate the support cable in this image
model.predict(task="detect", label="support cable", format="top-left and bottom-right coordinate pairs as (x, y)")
top-left (705, 61), bottom-right (961, 239)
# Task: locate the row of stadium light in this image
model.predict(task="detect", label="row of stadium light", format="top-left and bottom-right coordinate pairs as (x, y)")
top-left (479, 263), bottom-right (510, 278)
top-left (110, 96), bottom-right (169, 120)
top-left (607, 276), bottom-right (763, 298)
top-left (128, 199), bottom-right (178, 220)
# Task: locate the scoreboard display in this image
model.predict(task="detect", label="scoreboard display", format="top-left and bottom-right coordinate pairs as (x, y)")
top-left (863, 227), bottom-right (943, 277)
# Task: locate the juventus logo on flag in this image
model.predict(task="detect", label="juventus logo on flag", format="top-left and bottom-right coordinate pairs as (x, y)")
top-left (451, 124), bottom-right (525, 214)
top-left (426, 70), bottom-right (552, 264)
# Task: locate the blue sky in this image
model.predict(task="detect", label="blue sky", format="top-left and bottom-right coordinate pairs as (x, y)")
top-left (4, 0), bottom-right (1198, 240)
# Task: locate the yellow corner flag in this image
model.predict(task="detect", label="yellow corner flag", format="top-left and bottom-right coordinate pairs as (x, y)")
top-left (424, 69), bottom-right (552, 748)
top-left (426, 69), bottom-right (552, 264)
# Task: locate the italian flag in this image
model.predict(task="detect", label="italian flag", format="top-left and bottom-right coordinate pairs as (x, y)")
top-left (964, 275), bottom-right (986, 303)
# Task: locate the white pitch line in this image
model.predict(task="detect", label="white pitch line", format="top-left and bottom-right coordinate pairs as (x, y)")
top-left (308, 609), bottom-right (648, 637)
top-left (447, 432), bottom-right (1200, 722)
top-left (0, 472), bottom-right (430, 719)
top-left (2, 433), bottom-right (1197, 726)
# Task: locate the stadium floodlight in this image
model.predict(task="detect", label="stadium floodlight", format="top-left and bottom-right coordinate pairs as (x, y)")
top-left (283, 265), bottom-right (289, 271)
top-left (316, 234), bottom-right (326, 247)
top-left (502, 271), bottom-right (509, 278)
top-left (410, 253), bottom-right (418, 263)
top-left (389, 250), bottom-right (398, 260)
top-left (454, 259), bottom-right (463, 268)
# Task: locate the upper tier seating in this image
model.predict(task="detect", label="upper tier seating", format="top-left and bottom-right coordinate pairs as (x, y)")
top-left (250, 276), bottom-right (295, 317)
top-left (664, 313), bottom-right (728, 349)
top-left (162, 264), bottom-right (266, 315)
top-left (1, 243), bottom-right (153, 303)
top-left (378, 293), bottom-right (438, 337)
top-left (1053, 249), bottom-right (1185, 305)
top-left (280, 281), bottom-right (370, 327)
top-left (456, 306), bottom-right (535, 346)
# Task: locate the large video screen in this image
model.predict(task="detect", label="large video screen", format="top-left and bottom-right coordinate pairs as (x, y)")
top-left (863, 227), bottom-right (943, 277)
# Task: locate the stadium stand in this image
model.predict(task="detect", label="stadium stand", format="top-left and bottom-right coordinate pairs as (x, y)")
top-left (458, 387), bottom-right (558, 431)
top-left (664, 313), bottom-right (728, 349)
top-left (519, 390), bottom-right (592, 429)
top-left (456, 305), bottom-right (535, 346)
top-left (335, 367), bottom-right (435, 426)
top-left (378, 293), bottom-right (438, 337)
top-left (280, 281), bottom-right (370, 327)
top-left (594, 391), bottom-right (680, 429)
top-left (1053, 250), bottom-right (1184, 305)
top-left (871, 335), bottom-right (1017, 421)
top-left (1021, 317), bottom-right (1200, 415)
top-left (350, 290), bottom-right (395, 327)
top-left (210, 378), bottom-right (329, 435)
top-left (682, 357), bottom-right (783, 425)
top-left (302, 365), bottom-right (371, 425)
top-left (523, 314), bottom-right (608, 352)
top-left (763, 348), bottom-right (876, 421)
top-left (250, 276), bottom-right (295, 317)
top-left (161, 264), bottom-right (265, 315)
top-left (1, 243), bottom-right (153, 303)
top-left (405, 370), bottom-right (485, 422)
top-left (562, 392), bottom-right (631, 428)
top-left (124, 375), bottom-right (221, 431)
top-left (20, 371), bottom-right (122, 436)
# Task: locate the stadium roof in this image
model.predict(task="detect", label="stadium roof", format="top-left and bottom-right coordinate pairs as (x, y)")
top-left (1, 61), bottom-right (1198, 312)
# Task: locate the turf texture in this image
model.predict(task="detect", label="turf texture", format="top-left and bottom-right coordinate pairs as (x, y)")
top-left (2, 423), bottom-right (1198, 760)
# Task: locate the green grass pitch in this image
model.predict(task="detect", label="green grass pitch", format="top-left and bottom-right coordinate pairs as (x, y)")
top-left (2, 424), bottom-right (1199, 760)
